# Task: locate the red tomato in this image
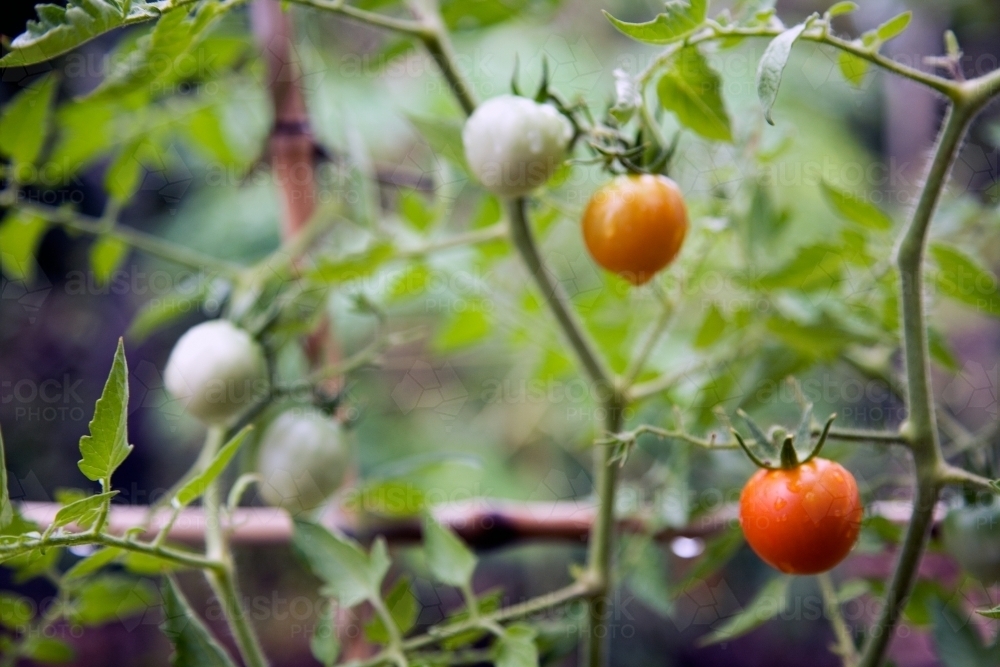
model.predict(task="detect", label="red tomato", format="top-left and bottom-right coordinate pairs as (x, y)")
top-left (581, 174), bottom-right (688, 285)
top-left (739, 458), bottom-right (863, 575)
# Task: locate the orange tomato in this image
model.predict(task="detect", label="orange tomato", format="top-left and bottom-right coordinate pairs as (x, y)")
top-left (581, 174), bottom-right (688, 285)
top-left (739, 458), bottom-right (863, 575)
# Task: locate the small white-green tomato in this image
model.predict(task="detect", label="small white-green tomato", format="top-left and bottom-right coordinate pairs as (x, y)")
top-left (163, 320), bottom-right (267, 425)
top-left (256, 409), bottom-right (348, 513)
top-left (462, 94), bottom-right (573, 197)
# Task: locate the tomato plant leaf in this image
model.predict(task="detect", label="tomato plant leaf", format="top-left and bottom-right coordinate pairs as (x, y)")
top-left (0, 74), bottom-right (58, 166)
top-left (657, 47), bottom-right (733, 142)
top-left (70, 574), bottom-right (157, 626)
top-left (930, 243), bottom-right (1000, 317)
top-left (89, 236), bottom-right (129, 286)
top-left (697, 576), bottom-right (791, 646)
top-left (602, 0), bottom-right (707, 46)
top-left (932, 600), bottom-right (995, 667)
top-left (49, 491), bottom-right (118, 533)
top-left (365, 576), bottom-right (418, 644)
top-left (292, 520), bottom-right (389, 608)
top-left (21, 636), bottom-right (74, 663)
top-left (422, 513), bottom-right (477, 588)
top-left (308, 243), bottom-right (395, 285)
top-left (496, 624), bottom-right (538, 667)
top-left (756, 22), bottom-right (808, 125)
top-left (674, 528), bottom-right (744, 594)
top-left (820, 180), bottom-right (893, 230)
top-left (310, 602), bottom-right (340, 667)
top-left (827, 1), bottom-right (858, 17)
top-left (876, 11), bottom-right (912, 44)
top-left (78, 339), bottom-right (133, 484)
top-left (160, 576), bottom-right (237, 667)
top-left (0, 0), bottom-right (164, 67)
top-left (63, 547), bottom-right (123, 582)
top-left (87, 1), bottom-right (227, 101)
top-left (694, 304), bottom-right (727, 349)
top-left (0, 210), bottom-right (48, 283)
top-left (173, 426), bottom-right (252, 508)
top-left (0, 427), bottom-right (13, 530)
top-left (622, 535), bottom-right (673, 618)
top-left (0, 592), bottom-right (35, 629)
top-left (838, 50), bottom-right (868, 86)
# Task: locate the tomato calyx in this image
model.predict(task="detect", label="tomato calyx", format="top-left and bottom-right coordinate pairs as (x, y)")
top-left (731, 405), bottom-right (838, 471)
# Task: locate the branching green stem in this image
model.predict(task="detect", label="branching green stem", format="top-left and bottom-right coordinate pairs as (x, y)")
top-left (637, 21), bottom-right (957, 98)
top-left (16, 202), bottom-right (243, 277)
top-left (818, 573), bottom-right (859, 667)
top-left (856, 90), bottom-right (984, 667)
top-left (200, 427), bottom-right (270, 667)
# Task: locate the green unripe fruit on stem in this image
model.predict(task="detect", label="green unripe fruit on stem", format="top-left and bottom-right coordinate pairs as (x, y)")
top-left (942, 500), bottom-right (1000, 584)
top-left (462, 94), bottom-right (572, 197)
top-left (256, 409), bottom-right (348, 513)
top-left (164, 320), bottom-right (267, 425)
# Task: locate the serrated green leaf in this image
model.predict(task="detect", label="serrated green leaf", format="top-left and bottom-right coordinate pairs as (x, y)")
top-left (422, 513), bottom-right (477, 588)
top-left (0, 0), bottom-right (164, 67)
top-left (876, 11), bottom-right (911, 43)
top-left (71, 575), bottom-right (157, 626)
top-left (821, 180), bottom-right (892, 230)
top-left (90, 236), bottom-right (128, 286)
top-left (0, 427), bottom-right (12, 530)
top-left (292, 520), bottom-right (388, 608)
top-left (78, 338), bottom-right (132, 484)
top-left (365, 576), bottom-right (418, 644)
top-left (496, 624), bottom-right (538, 667)
top-left (310, 602), bottom-right (340, 667)
top-left (698, 576), bottom-right (791, 646)
top-left (0, 210), bottom-right (48, 282)
top-left (694, 304), bottom-right (727, 349)
top-left (602, 0), bottom-right (707, 46)
top-left (0, 75), bottom-right (58, 165)
top-left (756, 23), bottom-right (807, 125)
top-left (120, 549), bottom-right (181, 575)
top-left (50, 491), bottom-right (117, 532)
top-left (930, 243), bottom-right (1000, 317)
top-left (838, 50), bottom-right (868, 86)
top-left (88, 2), bottom-right (226, 101)
top-left (977, 604), bottom-right (1000, 620)
top-left (657, 47), bottom-right (732, 142)
top-left (0, 591), bottom-right (35, 628)
top-left (161, 576), bottom-right (237, 667)
top-left (173, 426), bottom-right (252, 508)
top-left (928, 327), bottom-right (960, 372)
top-left (827, 1), bottom-right (858, 16)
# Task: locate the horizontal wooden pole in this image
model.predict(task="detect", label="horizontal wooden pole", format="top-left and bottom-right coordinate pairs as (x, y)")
top-left (17, 499), bottom-right (941, 548)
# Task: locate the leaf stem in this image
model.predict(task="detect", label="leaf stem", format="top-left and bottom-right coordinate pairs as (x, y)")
top-left (817, 572), bottom-right (859, 667)
top-left (16, 202), bottom-right (243, 277)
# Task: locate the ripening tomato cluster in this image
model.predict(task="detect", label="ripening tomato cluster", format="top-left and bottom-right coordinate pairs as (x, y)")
top-left (163, 320), bottom-right (348, 513)
top-left (462, 94), bottom-right (690, 286)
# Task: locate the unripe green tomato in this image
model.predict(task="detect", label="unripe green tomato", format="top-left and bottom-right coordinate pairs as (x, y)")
top-left (462, 94), bottom-right (572, 197)
top-left (164, 320), bottom-right (267, 425)
top-left (256, 409), bottom-right (348, 513)
top-left (942, 501), bottom-right (1000, 584)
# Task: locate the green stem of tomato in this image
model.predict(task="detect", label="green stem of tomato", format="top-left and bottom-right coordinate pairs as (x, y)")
top-left (856, 97), bottom-right (981, 667)
top-left (202, 426), bottom-right (271, 667)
